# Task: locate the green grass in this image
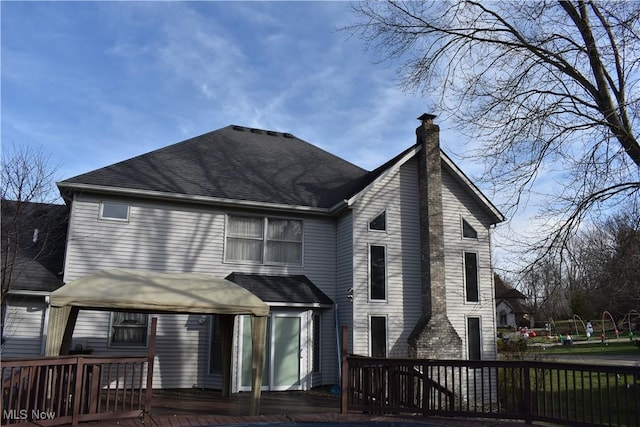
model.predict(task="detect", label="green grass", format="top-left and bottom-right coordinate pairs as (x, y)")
top-left (497, 362), bottom-right (639, 426)
top-left (529, 340), bottom-right (640, 356)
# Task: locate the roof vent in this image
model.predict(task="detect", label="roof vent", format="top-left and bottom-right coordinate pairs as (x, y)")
top-left (250, 128), bottom-right (262, 134)
top-left (267, 130), bottom-right (278, 136)
top-left (283, 133), bottom-right (294, 139)
top-left (232, 125), bottom-right (245, 131)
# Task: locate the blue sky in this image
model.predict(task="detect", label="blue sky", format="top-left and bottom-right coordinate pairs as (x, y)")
top-left (2, 1), bottom-right (531, 271)
top-left (2, 1), bottom-right (440, 178)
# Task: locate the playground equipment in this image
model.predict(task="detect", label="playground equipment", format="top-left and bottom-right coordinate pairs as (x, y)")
top-left (572, 314), bottom-right (587, 337)
top-left (620, 309), bottom-right (639, 341)
top-left (602, 310), bottom-right (619, 340)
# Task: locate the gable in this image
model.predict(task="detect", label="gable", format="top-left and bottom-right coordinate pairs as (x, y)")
top-left (58, 126), bottom-right (368, 210)
top-left (346, 145), bottom-right (503, 225)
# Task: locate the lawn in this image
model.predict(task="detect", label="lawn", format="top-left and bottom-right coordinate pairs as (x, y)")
top-left (528, 339), bottom-right (640, 356)
top-left (497, 342), bottom-right (640, 426)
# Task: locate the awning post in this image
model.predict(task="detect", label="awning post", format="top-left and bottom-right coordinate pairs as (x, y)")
top-left (45, 306), bottom-right (79, 356)
top-left (250, 315), bottom-right (267, 416)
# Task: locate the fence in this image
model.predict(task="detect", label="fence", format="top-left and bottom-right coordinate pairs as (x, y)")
top-left (342, 355), bottom-right (640, 426)
top-left (2, 319), bottom-right (156, 427)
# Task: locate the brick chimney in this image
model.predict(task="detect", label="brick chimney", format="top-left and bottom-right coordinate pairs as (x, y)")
top-left (408, 114), bottom-right (462, 359)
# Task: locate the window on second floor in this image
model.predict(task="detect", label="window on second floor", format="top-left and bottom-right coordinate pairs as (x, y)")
top-left (100, 201), bottom-right (130, 221)
top-left (369, 211), bottom-right (386, 231)
top-left (462, 218), bottom-right (477, 239)
top-left (370, 245), bottom-right (386, 300)
top-left (464, 252), bottom-right (479, 302)
top-left (225, 215), bottom-right (302, 266)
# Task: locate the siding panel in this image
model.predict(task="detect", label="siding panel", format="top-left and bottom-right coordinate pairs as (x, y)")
top-left (65, 195), bottom-right (339, 388)
top-left (2, 296), bottom-right (46, 357)
top-left (441, 169), bottom-right (497, 360)
top-left (350, 159), bottom-right (422, 358)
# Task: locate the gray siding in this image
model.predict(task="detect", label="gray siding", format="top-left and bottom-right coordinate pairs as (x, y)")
top-left (441, 169), bottom-right (497, 360)
top-left (350, 158), bottom-right (422, 357)
top-left (335, 212), bottom-right (353, 352)
top-left (2, 296), bottom-right (46, 357)
top-left (64, 194), bottom-right (339, 389)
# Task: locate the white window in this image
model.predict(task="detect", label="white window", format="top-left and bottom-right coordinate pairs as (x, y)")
top-left (100, 201), bottom-right (130, 221)
top-left (225, 216), bottom-right (302, 266)
top-left (462, 218), bottom-right (477, 239)
top-left (369, 245), bottom-right (386, 300)
top-left (464, 252), bottom-right (479, 302)
top-left (368, 211), bottom-right (386, 231)
top-left (109, 312), bottom-right (148, 347)
top-left (370, 315), bottom-right (387, 358)
top-left (467, 317), bottom-right (482, 360)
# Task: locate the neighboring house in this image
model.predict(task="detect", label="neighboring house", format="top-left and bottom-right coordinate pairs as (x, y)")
top-left (1, 200), bottom-right (68, 356)
top-left (494, 274), bottom-right (530, 329)
top-left (43, 114), bottom-right (503, 391)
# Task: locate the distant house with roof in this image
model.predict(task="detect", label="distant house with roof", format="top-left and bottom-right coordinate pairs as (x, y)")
top-left (494, 274), bottom-right (530, 329)
top-left (3, 115), bottom-right (504, 392)
top-left (1, 200), bottom-right (68, 355)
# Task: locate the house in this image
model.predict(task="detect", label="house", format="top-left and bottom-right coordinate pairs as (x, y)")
top-left (494, 274), bottom-right (530, 329)
top-left (7, 114), bottom-right (504, 392)
top-left (1, 200), bottom-right (68, 356)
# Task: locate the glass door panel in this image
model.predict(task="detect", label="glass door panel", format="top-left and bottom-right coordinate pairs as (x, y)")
top-left (272, 316), bottom-right (301, 389)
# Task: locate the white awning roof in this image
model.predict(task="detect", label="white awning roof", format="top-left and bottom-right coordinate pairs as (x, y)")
top-left (50, 268), bottom-right (269, 317)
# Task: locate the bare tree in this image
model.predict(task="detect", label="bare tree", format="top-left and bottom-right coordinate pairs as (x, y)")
top-left (1, 144), bottom-right (64, 342)
top-left (347, 1), bottom-right (640, 265)
top-left (571, 206), bottom-right (640, 316)
top-left (519, 254), bottom-right (569, 324)
top-left (518, 203), bottom-right (639, 323)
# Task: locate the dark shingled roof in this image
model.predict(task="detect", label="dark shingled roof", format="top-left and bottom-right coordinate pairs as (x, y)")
top-left (1, 201), bottom-right (69, 293)
top-left (225, 273), bottom-right (333, 306)
top-left (59, 125), bottom-right (370, 209)
top-left (494, 274), bottom-right (529, 314)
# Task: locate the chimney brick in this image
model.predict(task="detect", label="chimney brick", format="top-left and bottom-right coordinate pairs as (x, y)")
top-left (408, 114), bottom-right (462, 359)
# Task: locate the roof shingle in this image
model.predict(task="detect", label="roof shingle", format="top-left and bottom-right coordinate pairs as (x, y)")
top-left (59, 126), bottom-right (369, 209)
top-left (225, 273), bottom-right (333, 306)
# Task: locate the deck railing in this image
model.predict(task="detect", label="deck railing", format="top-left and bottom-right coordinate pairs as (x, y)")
top-left (342, 355), bottom-right (640, 426)
top-left (2, 319), bottom-right (156, 427)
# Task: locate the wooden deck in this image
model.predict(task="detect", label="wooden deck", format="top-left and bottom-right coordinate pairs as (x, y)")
top-left (73, 389), bottom-right (540, 427)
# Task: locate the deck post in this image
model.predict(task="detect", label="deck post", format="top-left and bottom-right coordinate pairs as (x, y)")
top-left (72, 356), bottom-right (83, 426)
top-left (340, 326), bottom-right (348, 414)
top-left (523, 362), bottom-right (532, 424)
top-left (144, 317), bottom-right (157, 414)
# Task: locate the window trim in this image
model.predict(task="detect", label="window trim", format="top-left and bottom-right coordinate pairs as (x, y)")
top-left (369, 315), bottom-right (388, 358)
top-left (461, 217), bottom-right (478, 239)
top-left (224, 214), bottom-right (304, 267)
top-left (368, 244), bottom-right (387, 301)
top-left (99, 201), bottom-right (130, 222)
top-left (464, 251), bottom-right (480, 303)
top-left (368, 210), bottom-right (387, 232)
top-left (467, 316), bottom-right (482, 360)
top-left (108, 311), bottom-right (149, 348)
